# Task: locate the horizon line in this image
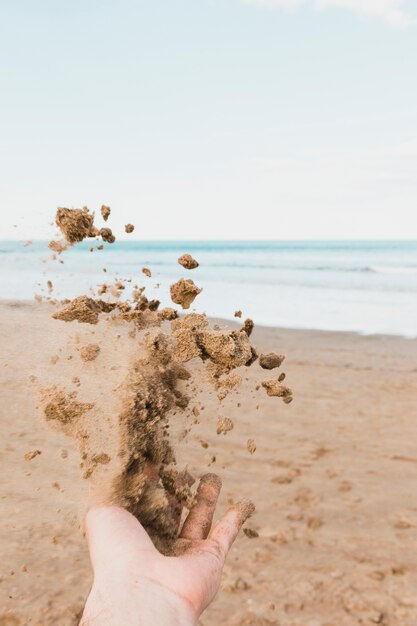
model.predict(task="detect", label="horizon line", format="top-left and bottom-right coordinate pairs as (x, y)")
top-left (1, 238), bottom-right (416, 243)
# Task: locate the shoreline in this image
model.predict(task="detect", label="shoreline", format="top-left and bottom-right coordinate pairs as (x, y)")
top-left (2, 298), bottom-right (416, 341)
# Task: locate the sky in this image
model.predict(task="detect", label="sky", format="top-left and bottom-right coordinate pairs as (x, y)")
top-left (0, 0), bottom-right (416, 240)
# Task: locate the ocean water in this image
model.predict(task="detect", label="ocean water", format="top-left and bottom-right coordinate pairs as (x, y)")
top-left (1, 240), bottom-right (416, 337)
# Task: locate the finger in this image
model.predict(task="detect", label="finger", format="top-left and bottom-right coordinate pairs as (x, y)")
top-left (85, 506), bottom-right (155, 574)
top-left (209, 499), bottom-right (255, 559)
top-left (179, 473), bottom-right (222, 540)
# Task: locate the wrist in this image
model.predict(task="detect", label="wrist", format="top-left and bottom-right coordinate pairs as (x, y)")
top-left (80, 577), bottom-right (197, 626)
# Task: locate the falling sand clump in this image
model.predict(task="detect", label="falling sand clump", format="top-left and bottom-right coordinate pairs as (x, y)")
top-left (48, 239), bottom-right (69, 254)
top-left (99, 227), bottom-right (116, 243)
top-left (40, 387), bottom-right (98, 479)
top-left (259, 352), bottom-right (285, 370)
top-left (49, 207), bottom-right (116, 251)
top-left (170, 314), bottom-right (256, 376)
top-left (170, 278), bottom-right (202, 309)
top-left (261, 379), bottom-right (293, 402)
top-left (52, 296), bottom-right (116, 325)
top-left (247, 439), bottom-right (256, 455)
top-left (142, 267), bottom-right (152, 278)
top-left (24, 449), bottom-right (42, 461)
top-left (199, 327), bottom-right (253, 370)
top-left (109, 336), bottom-right (197, 549)
top-left (178, 253), bottom-right (199, 270)
top-left (125, 223), bottom-right (135, 233)
top-left (55, 207), bottom-right (96, 244)
top-left (216, 416), bottom-right (234, 435)
top-left (101, 205), bottom-right (111, 221)
top-left (78, 343), bottom-right (101, 362)
top-left (41, 387), bottom-right (94, 433)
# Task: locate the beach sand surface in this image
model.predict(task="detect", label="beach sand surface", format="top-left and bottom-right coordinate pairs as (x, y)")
top-left (1, 301), bottom-right (417, 626)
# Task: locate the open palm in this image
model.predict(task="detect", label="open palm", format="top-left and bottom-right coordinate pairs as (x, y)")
top-left (81, 474), bottom-right (254, 626)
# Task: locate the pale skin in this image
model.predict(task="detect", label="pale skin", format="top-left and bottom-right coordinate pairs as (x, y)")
top-left (80, 474), bottom-right (254, 626)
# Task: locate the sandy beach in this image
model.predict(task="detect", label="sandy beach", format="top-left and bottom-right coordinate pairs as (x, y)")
top-left (1, 300), bottom-right (417, 626)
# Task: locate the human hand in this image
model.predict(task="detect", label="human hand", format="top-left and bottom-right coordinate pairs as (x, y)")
top-left (80, 474), bottom-right (254, 626)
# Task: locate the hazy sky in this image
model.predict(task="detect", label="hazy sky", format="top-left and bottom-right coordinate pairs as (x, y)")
top-left (1, 0), bottom-right (416, 240)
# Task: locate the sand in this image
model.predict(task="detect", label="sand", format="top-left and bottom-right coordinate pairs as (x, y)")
top-left (1, 301), bottom-right (417, 625)
top-left (49, 206), bottom-right (116, 252)
top-left (52, 296), bottom-right (116, 324)
top-left (100, 206), bottom-right (111, 222)
top-left (178, 253), bottom-right (199, 270)
top-left (217, 416), bottom-right (234, 435)
top-left (170, 278), bottom-right (202, 309)
top-left (15, 209), bottom-right (279, 559)
top-left (259, 353), bottom-right (285, 370)
top-left (40, 290), bottom-right (266, 552)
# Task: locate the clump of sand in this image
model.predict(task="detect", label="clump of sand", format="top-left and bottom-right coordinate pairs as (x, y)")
top-left (52, 296), bottom-right (116, 325)
top-left (24, 449), bottom-right (42, 461)
top-left (55, 207), bottom-right (96, 243)
top-left (99, 228), bottom-right (116, 243)
top-left (178, 253), bottom-right (199, 270)
top-left (125, 223), bottom-right (135, 233)
top-left (40, 386), bottom-right (106, 481)
top-left (259, 352), bottom-right (285, 370)
top-left (216, 416), bottom-right (234, 435)
top-left (247, 439), bottom-right (256, 455)
top-left (261, 379), bottom-right (293, 403)
top-left (78, 344), bottom-right (100, 362)
top-left (49, 240), bottom-right (69, 254)
top-left (170, 278), bottom-right (202, 309)
top-left (101, 205), bottom-right (111, 221)
top-left (49, 207), bottom-right (116, 253)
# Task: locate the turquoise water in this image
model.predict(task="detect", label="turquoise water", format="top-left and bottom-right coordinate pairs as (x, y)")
top-left (1, 240), bottom-right (416, 337)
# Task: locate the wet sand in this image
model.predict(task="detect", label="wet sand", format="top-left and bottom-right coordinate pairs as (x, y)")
top-left (1, 301), bottom-right (417, 626)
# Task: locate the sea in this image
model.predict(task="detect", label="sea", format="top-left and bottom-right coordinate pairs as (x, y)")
top-left (0, 240), bottom-right (416, 338)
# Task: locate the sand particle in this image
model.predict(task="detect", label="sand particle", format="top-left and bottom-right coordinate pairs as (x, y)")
top-left (259, 353), bottom-right (285, 370)
top-left (101, 205), bottom-right (111, 221)
top-left (261, 379), bottom-right (293, 399)
top-left (178, 253), bottom-right (199, 270)
top-left (247, 439), bottom-right (256, 455)
top-left (78, 343), bottom-right (100, 362)
top-left (216, 416), bottom-right (234, 435)
top-left (170, 278), bottom-right (202, 309)
top-left (24, 450), bottom-right (42, 461)
top-left (52, 296), bottom-right (116, 325)
top-left (99, 228), bottom-right (116, 243)
top-left (55, 207), bottom-right (95, 243)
